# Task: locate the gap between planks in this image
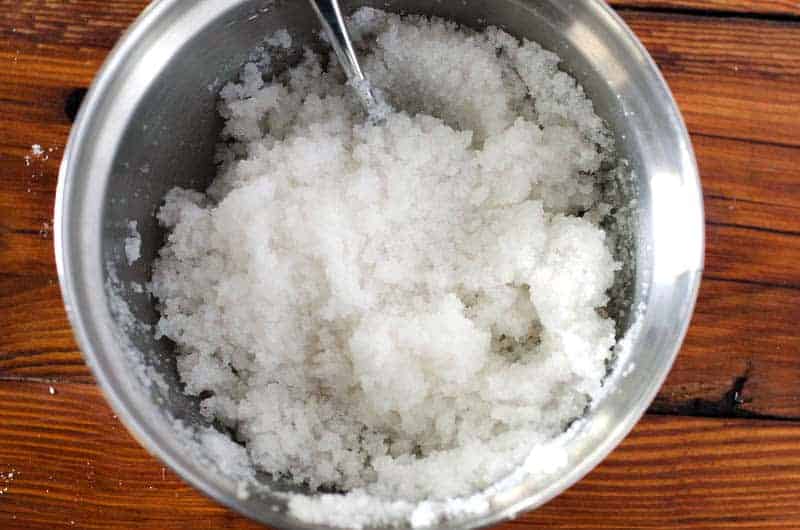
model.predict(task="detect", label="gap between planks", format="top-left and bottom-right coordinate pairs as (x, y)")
top-left (612, 2), bottom-right (800, 21)
top-left (1, 381), bottom-right (800, 529)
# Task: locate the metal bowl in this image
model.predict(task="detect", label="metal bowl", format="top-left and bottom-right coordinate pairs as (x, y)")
top-left (55, 0), bottom-right (703, 528)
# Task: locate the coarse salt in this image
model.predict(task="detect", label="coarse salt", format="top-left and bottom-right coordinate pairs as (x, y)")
top-left (151, 10), bottom-right (625, 527)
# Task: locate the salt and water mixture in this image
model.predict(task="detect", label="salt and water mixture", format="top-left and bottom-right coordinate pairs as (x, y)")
top-left (150, 7), bottom-right (624, 527)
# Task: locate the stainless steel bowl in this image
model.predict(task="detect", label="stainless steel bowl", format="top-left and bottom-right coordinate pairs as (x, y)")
top-left (55, 0), bottom-right (703, 528)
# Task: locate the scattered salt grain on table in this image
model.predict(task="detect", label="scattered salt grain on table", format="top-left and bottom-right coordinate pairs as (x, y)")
top-left (151, 8), bottom-right (624, 528)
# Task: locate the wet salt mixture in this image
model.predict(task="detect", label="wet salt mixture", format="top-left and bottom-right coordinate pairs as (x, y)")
top-left (151, 8), bottom-right (624, 527)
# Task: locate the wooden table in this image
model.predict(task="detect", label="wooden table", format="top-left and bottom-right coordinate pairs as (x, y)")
top-left (2, 1), bottom-right (799, 528)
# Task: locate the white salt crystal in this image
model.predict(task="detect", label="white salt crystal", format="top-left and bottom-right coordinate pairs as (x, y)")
top-left (124, 220), bottom-right (141, 265)
top-left (151, 8), bottom-right (627, 528)
top-left (265, 28), bottom-right (291, 49)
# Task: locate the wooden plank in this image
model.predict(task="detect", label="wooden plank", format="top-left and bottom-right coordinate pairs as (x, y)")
top-left (0, 231), bottom-right (57, 278)
top-left (1, 2), bottom-right (800, 528)
top-left (3, 136), bottom-right (800, 288)
top-left (611, 0), bottom-right (800, 17)
top-left (0, 53), bottom-right (799, 414)
top-left (0, 0), bottom-right (146, 50)
top-left (2, 0), bottom-right (799, 54)
top-left (7, 201), bottom-right (792, 287)
top-left (11, 132), bottom-right (800, 241)
top-left (697, 134), bottom-right (800, 236)
top-left (0, 381), bottom-right (799, 529)
top-left (0, 8), bottom-right (798, 189)
top-left (0, 4), bottom-right (799, 149)
top-left (0, 5), bottom-right (797, 418)
top-left (1, 11), bottom-right (798, 238)
top-left (620, 11), bottom-right (800, 147)
top-left (0, 381), bottom-right (260, 529)
top-left (706, 223), bottom-right (800, 288)
top-left (516, 414), bottom-right (800, 530)
top-left (2, 134), bottom-right (799, 240)
top-left (0, 274), bottom-right (88, 382)
top-left (654, 278), bottom-right (800, 420)
top-left (1, 275), bottom-right (798, 419)
top-left (7, 200), bottom-right (796, 291)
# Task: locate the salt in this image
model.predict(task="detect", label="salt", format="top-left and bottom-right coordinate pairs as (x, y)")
top-left (151, 9), bottom-right (624, 528)
top-left (265, 28), bottom-right (292, 49)
top-left (124, 220), bottom-right (141, 265)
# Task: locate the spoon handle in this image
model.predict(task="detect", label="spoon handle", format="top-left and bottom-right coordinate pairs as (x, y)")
top-left (307, 0), bottom-right (365, 83)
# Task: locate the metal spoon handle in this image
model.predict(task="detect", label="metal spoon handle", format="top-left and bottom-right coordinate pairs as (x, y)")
top-left (307, 0), bottom-right (365, 83)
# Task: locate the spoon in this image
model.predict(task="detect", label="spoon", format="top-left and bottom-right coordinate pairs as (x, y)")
top-left (307, 0), bottom-right (390, 122)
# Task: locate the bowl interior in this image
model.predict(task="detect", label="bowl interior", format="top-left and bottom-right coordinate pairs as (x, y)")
top-left (57, 0), bottom-right (703, 528)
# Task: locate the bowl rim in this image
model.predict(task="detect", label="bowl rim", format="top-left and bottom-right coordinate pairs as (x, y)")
top-left (54, 0), bottom-right (704, 528)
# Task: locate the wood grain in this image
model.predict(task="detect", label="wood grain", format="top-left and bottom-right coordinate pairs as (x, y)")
top-left (0, 4), bottom-right (798, 410)
top-left (0, 0), bottom-right (145, 50)
top-left (622, 11), bottom-right (800, 148)
top-left (654, 278), bottom-right (800, 420)
top-left (0, 381), bottom-right (253, 530)
top-left (6, 208), bottom-right (798, 287)
top-left (1, 5), bottom-right (799, 150)
top-left (611, 0), bottom-right (800, 17)
top-left (698, 133), bottom-right (800, 236)
top-left (2, 276), bottom-right (797, 420)
top-left (2, 1), bottom-right (800, 529)
top-left (0, 274), bottom-right (87, 382)
top-left (707, 224), bottom-right (800, 288)
top-left (0, 382), bottom-right (799, 529)
top-left (517, 415), bottom-right (800, 530)
top-left (3, 135), bottom-right (798, 282)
